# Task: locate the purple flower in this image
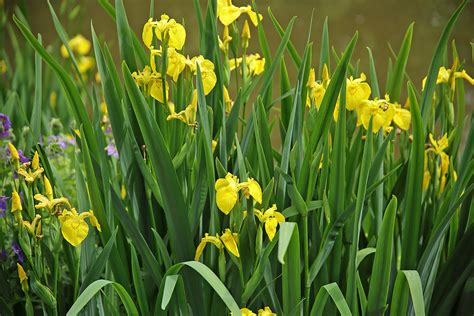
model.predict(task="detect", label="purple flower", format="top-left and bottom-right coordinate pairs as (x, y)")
top-left (12, 242), bottom-right (24, 263)
top-left (105, 143), bottom-right (119, 159)
top-left (17, 149), bottom-right (29, 163)
top-left (0, 113), bottom-right (11, 139)
top-left (48, 135), bottom-right (67, 150)
top-left (0, 196), bottom-right (8, 218)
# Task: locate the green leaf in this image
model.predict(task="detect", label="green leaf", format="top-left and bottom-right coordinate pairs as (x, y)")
top-left (122, 62), bottom-right (194, 261)
top-left (346, 118), bottom-right (373, 313)
top-left (386, 23), bottom-right (414, 102)
top-left (366, 196), bottom-right (398, 315)
top-left (390, 271), bottom-right (425, 316)
top-left (67, 280), bottom-right (139, 316)
top-left (115, 0), bottom-right (137, 69)
top-left (400, 82), bottom-right (424, 269)
top-left (158, 261), bottom-right (241, 315)
top-left (79, 228), bottom-right (118, 293)
top-left (420, 0), bottom-right (468, 125)
top-left (310, 283), bottom-right (352, 316)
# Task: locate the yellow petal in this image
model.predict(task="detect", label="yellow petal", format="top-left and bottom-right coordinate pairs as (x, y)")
top-left (194, 239), bottom-right (208, 261)
top-left (168, 23), bottom-right (186, 50)
top-left (12, 191), bottom-right (22, 212)
top-left (8, 143), bottom-right (19, 161)
top-left (265, 217), bottom-right (279, 241)
top-left (220, 229), bottom-right (240, 257)
top-left (393, 107), bottom-right (411, 131)
top-left (142, 18), bottom-right (154, 48)
top-left (150, 78), bottom-right (169, 103)
top-left (44, 176), bottom-right (53, 200)
top-left (346, 79), bottom-right (371, 111)
top-left (216, 185), bottom-right (239, 215)
top-left (245, 178), bottom-right (262, 204)
top-left (17, 263), bottom-right (28, 283)
top-left (32, 151), bottom-right (39, 169)
top-left (61, 216), bottom-right (89, 247)
top-left (240, 308), bottom-right (257, 316)
top-left (258, 306), bottom-right (276, 316)
top-left (218, 5), bottom-right (242, 26)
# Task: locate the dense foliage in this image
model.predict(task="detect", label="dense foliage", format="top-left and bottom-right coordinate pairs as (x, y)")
top-left (0, 0), bottom-right (473, 315)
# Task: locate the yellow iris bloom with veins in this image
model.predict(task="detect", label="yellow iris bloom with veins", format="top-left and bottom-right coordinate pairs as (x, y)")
top-left (142, 15), bottom-right (186, 50)
top-left (217, 0), bottom-right (262, 26)
top-left (58, 208), bottom-right (101, 247)
top-left (194, 228), bottom-right (240, 260)
top-left (254, 204), bottom-right (285, 241)
top-left (215, 173), bottom-right (262, 214)
top-left (132, 65), bottom-right (169, 103)
top-left (357, 97), bottom-right (395, 133)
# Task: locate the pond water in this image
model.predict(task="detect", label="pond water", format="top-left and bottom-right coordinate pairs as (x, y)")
top-left (9, 0), bottom-right (474, 102)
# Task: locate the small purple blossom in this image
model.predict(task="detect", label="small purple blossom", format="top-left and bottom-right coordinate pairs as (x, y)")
top-left (0, 196), bottom-right (8, 218)
top-left (12, 242), bottom-right (24, 263)
top-left (105, 143), bottom-right (119, 159)
top-left (48, 135), bottom-right (68, 150)
top-left (17, 149), bottom-right (29, 163)
top-left (0, 113), bottom-right (11, 139)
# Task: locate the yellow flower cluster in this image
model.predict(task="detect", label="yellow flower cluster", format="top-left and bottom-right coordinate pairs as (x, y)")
top-left (215, 172), bottom-right (262, 215)
top-left (244, 204), bottom-right (286, 241)
top-left (423, 133), bottom-right (456, 193)
top-left (134, 14), bottom-right (217, 110)
top-left (306, 68), bottom-right (411, 133)
top-left (194, 228), bottom-right (239, 261)
top-left (60, 34), bottom-right (95, 75)
top-left (8, 146), bottom-right (100, 247)
top-left (422, 65), bottom-right (474, 92)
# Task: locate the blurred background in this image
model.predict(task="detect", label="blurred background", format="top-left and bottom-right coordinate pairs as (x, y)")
top-left (4, 0), bottom-right (474, 98)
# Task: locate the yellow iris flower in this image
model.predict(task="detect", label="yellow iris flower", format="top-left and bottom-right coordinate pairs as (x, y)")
top-left (357, 97), bottom-right (395, 133)
top-left (58, 208), bottom-right (101, 247)
top-left (17, 167), bottom-right (44, 184)
top-left (34, 176), bottom-right (71, 212)
top-left (217, 0), bottom-right (262, 26)
top-left (154, 48), bottom-right (217, 95)
top-left (422, 66), bottom-right (474, 90)
top-left (254, 204), bottom-right (285, 241)
top-left (229, 54), bottom-right (265, 77)
top-left (60, 34), bottom-right (91, 58)
top-left (132, 65), bottom-right (169, 103)
top-left (194, 228), bottom-right (240, 261)
top-left (167, 90), bottom-right (198, 126)
top-left (428, 133), bottom-right (448, 155)
top-left (23, 214), bottom-right (42, 239)
top-left (306, 68), bottom-right (326, 109)
top-left (215, 173), bottom-right (262, 214)
top-left (142, 15), bottom-right (186, 50)
top-left (424, 133), bottom-right (456, 193)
